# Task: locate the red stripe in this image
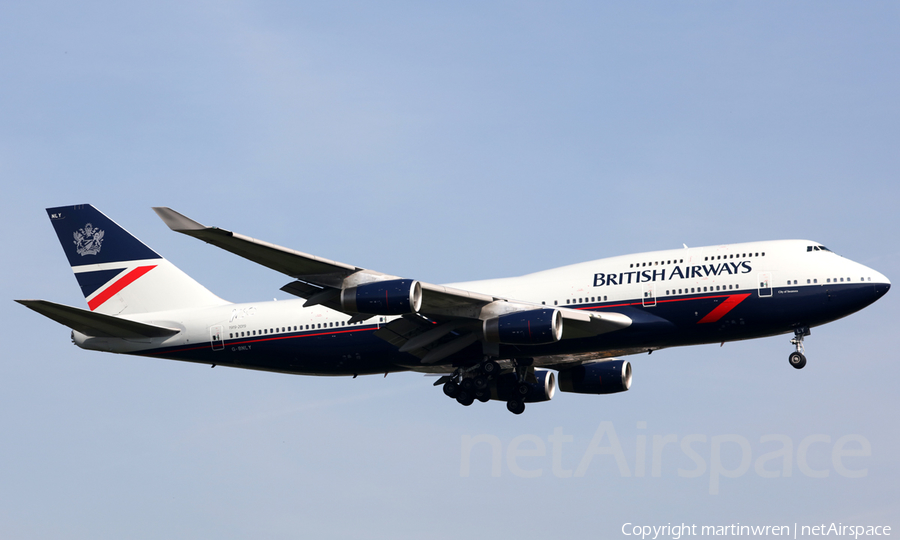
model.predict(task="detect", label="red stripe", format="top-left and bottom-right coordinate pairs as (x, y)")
top-left (142, 326), bottom-right (376, 356)
top-left (88, 265), bottom-right (157, 311)
top-left (697, 293), bottom-right (751, 324)
top-left (576, 294), bottom-right (735, 310)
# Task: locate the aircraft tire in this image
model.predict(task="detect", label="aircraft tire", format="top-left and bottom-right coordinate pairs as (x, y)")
top-left (457, 391), bottom-right (474, 406)
top-left (483, 360), bottom-right (500, 375)
top-left (443, 381), bottom-right (460, 398)
top-left (507, 399), bottom-right (525, 415)
top-left (789, 352), bottom-right (807, 369)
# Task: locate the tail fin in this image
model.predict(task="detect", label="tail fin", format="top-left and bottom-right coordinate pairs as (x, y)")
top-left (46, 204), bottom-right (228, 315)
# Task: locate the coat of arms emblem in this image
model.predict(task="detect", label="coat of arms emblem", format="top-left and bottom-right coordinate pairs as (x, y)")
top-left (74, 223), bottom-right (104, 256)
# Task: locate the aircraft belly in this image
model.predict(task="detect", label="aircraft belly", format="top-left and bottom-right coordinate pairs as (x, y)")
top-left (138, 325), bottom-right (407, 376)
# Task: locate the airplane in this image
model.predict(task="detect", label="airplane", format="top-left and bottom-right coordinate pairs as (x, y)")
top-left (17, 204), bottom-right (891, 415)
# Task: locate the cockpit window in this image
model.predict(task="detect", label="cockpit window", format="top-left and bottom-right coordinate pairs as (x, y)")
top-left (807, 245), bottom-right (833, 253)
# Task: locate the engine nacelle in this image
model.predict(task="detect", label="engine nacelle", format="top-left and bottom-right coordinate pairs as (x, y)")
top-left (491, 370), bottom-right (556, 403)
top-left (557, 360), bottom-right (632, 395)
top-left (483, 308), bottom-right (563, 345)
top-left (341, 279), bottom-right (422, 315)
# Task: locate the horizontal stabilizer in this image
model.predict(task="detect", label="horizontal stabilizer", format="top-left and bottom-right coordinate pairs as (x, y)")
top-left (16, 300), bottom-right (180, 339)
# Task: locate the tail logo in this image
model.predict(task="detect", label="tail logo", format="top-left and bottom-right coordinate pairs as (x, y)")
top-left (74, 224), bottom-right (105, 256)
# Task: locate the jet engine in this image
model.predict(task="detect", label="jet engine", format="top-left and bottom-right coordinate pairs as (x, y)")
top-left (557, 360), bottom-right (632, 394)
top-left (483, 308), bottom-right (563, 345)
top-left (491, 370), bottom-right (556, 403)
top-left (341, 279), bottom-right (422, 315)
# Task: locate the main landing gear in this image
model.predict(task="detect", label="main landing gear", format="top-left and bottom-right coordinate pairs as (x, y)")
top-left (441, 358), bottom-right (530, 415)
top-left (789, 327), bottom-right (810, 369)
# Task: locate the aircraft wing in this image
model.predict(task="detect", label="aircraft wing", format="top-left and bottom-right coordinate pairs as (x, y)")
top-left (153, 207), bottom-right (499, 316)
top-left (153, 207), bottom-right (631, 362)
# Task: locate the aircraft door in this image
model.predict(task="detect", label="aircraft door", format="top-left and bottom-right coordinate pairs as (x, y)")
top-left (210, 325), bottom-right (224, 351)
top-left (758, 273), bottom-right (773, 297)
top-left (642, 283), bottom-right (657, 307)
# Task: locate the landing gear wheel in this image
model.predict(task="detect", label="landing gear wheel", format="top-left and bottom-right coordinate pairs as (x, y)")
top-left (789, 352), bottom-right (807, 369)
top-left (473, 375), bottom-right (488, 391)
top-left (516, 382), bottom-right (530, 397)
top-left (474, 389), bottom-right (491, 402)
top-left (443, 381), bottom-right (460, 398)
top-left (460, 378), bottom-right (475, 392)
top-left (482, 360), bottom-right (500, 375)
top-left (507, 399), bottom-right (525, 415)
top-left (789, 327), bottom-right (810, 370)
top-left (457, 391), bottom-right (474, 406)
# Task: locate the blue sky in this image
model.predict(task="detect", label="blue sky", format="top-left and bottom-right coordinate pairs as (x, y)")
top-left (2, 2), bottom-right (898, 538)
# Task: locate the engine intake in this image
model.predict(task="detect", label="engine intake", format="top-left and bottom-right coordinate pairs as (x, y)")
top-left (557, 360), bottom-right (632, 394)
top-left (483, 308), bottom-right (563, 345)
top-left (341, 279), bottom-right (422, 315)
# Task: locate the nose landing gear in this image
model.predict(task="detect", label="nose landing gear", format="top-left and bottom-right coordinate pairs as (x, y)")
top-left (789, 327), bottom-right (810, 369)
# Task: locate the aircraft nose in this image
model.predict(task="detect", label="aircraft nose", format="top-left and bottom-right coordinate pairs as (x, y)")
top-left (871, 270), bottom-right (890, 298)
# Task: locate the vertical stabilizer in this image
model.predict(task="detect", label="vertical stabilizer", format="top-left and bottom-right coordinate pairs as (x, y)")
top-left (46, 204), bottom-right (228, 315)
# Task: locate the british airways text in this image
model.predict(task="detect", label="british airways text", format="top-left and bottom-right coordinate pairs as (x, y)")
top-left (593, 261), bottom-right (753, 287)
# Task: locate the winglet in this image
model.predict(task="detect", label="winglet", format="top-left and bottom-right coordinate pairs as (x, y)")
top-left (152, 207), bottom-right (208, 232)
